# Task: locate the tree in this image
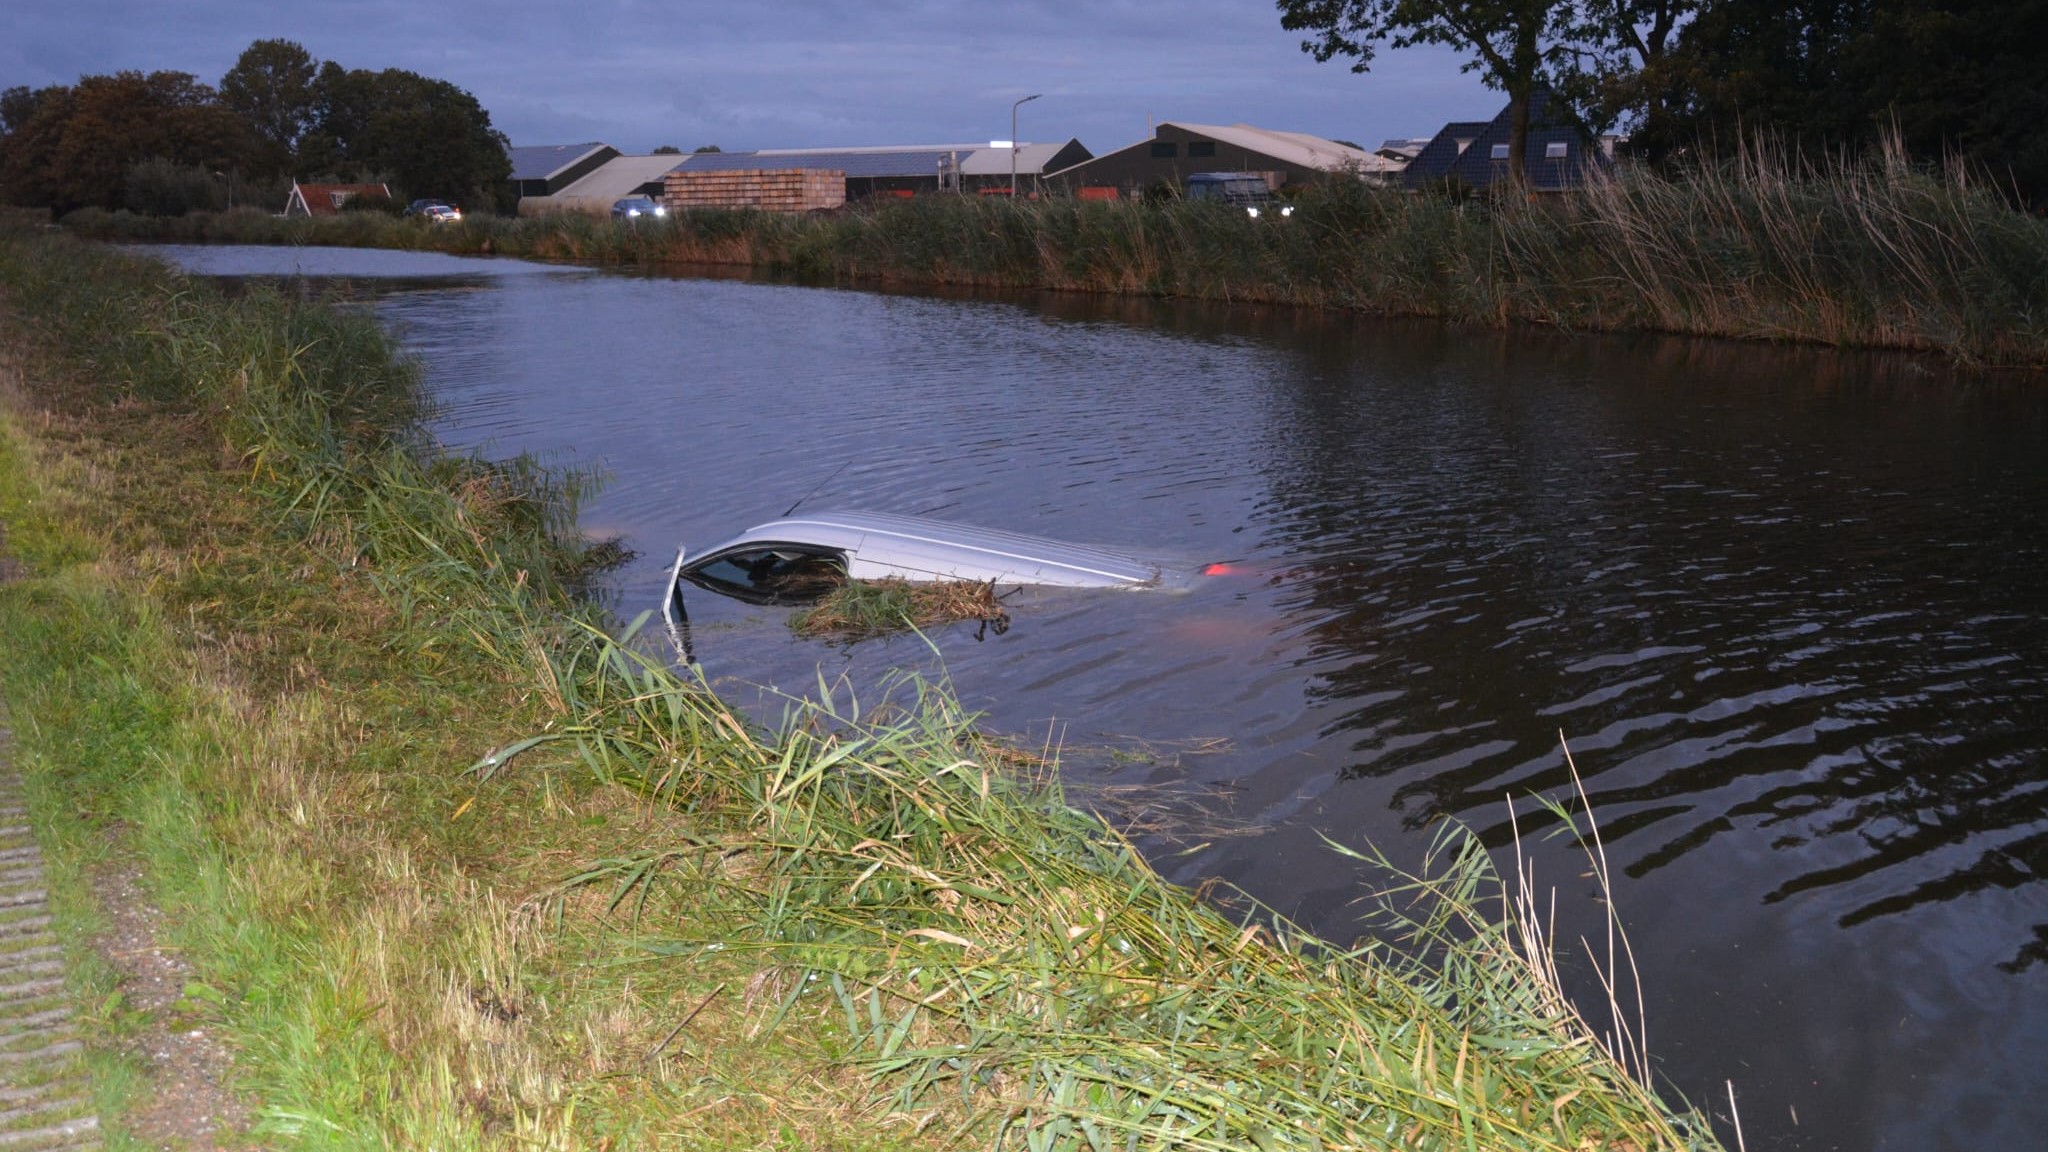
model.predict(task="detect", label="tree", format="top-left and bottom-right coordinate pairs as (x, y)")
top-left (5, 50), bottom-right (513, 215)
top-left (652, 144), bottom-right (682, 154)
top-left (371, 70), bottom-right (512, 206)
top-left (219, 38), bottom-right (319, 178)
top-left (1277, 0), bottom-right (1583, 185)
top-left (0, 86), bottom-right (52, 136)
top-left (693, 144), bottom-right (723, 153)
top-left (0, 71), bottom-right (253, 213)
top-left (1628, 0), bottom-right (2048, 202)
top-left (299, 65), bottom-right (509, 206)
top-left (0, 85), bottom-right (71, 207)
top-left (1552, 0), bottom-right (1702, 139)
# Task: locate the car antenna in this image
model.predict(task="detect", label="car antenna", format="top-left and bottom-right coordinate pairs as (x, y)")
top-left (782, 461), bottom-right (850, 518)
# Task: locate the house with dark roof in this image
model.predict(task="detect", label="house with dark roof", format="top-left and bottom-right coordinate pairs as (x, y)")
top-left (1402, 90), bottom-right (1610, 193)
top-left (1045, 122), bottom-right (1401, 199)
top-left (507, 143), bottom-right (620, 199)
top-left (1393, 122), bottom-right (1487, 187)
top-left (283, 182), bottom-right (392, 217)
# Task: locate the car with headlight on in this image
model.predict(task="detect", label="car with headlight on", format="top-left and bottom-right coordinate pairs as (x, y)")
top-left (612, 196), bottom-right (668, 220)
top-left (404, 199), bottom-right (461, 223)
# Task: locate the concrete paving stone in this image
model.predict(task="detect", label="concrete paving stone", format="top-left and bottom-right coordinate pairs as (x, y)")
top-left (0, 981), bottom-right (63, 1004)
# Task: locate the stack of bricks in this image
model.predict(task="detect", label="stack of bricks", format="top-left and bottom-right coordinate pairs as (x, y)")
top-left (663, 169), bottom-right (846, 212)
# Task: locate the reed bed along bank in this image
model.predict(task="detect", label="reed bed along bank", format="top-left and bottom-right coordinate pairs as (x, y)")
top-left (0, 225), bottom-right (1722, 1149)
top-left (66, 143), bottom-right (2048, 367)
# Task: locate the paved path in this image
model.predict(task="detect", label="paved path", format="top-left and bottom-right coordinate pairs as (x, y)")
top-left (0, 713), bottom-right (100, 1151)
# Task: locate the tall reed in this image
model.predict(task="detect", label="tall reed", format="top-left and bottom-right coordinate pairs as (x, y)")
top-left (66, 138), bottom-right (2048, 365)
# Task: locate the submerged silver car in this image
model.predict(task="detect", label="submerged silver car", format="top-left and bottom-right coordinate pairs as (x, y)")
top-left (666, 511), bottom-right (1175, 607)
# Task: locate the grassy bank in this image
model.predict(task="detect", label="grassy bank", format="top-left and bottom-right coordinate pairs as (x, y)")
top-left (0, 225), bottom-right (1721, 1148)
top-left (64, 142), bottom-right (2048, 368)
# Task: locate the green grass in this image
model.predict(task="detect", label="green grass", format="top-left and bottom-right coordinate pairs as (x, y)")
top-left (0, 222), bottom-right (1724, 1149)
top-left (502, 645), bottom-right (1717, 1151)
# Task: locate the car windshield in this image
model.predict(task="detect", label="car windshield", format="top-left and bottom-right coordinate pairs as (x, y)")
top-left (683, 545), bottom-right (846, 604)
top-left (1190, 180), bottom-right (1267, 201)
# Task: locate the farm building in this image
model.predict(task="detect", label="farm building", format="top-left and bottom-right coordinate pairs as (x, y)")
top-left (664, 139), bottom-right (1093, 204)
top-left (283, 182), bottom-right (391, 217)
top-left (515, 154), bottom-right (683, 216)
top-left (1044, 122), bottom-right (1402, 199)
top-left (1402, 90), bottom-right (1613, 192)
top-left (507, 143), bottom-right (620, 200)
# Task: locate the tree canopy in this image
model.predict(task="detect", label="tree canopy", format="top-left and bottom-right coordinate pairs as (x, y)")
top-left (0, 40), bottom-right (510, 215)
top-left (1585, 0), bottom-right (2048, 203)
top-left (1278, 0), bottom-right (2048, 204)
top-left (0, 71), bottom-right (253, 214)
top-left (299, 63), bottom-right (510, 207)
top-left (1279, 1), bottom-right (1622, 183)
top-left (219, 39), bottom-right (318, 177)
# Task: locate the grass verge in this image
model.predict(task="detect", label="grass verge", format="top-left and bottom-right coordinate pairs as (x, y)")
top-left (0, 222), bottom-right (1723, 1149)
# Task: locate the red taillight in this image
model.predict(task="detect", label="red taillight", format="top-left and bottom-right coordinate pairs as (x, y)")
top-left (1202, 563), bottom-right (1241, 577)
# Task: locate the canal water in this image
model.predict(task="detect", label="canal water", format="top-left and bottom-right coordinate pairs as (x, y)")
top-left (149, 244), bottom-right (2048, 1152)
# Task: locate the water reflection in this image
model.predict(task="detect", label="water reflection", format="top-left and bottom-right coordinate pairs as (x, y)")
top-left (1254, 329), bottom-right (2048, 956)
top-left (147, 245), bottom-right (2048, 1152)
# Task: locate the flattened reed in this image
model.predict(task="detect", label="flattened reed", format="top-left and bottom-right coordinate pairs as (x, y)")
top-left (789, 578), bottom-right (1009, 640)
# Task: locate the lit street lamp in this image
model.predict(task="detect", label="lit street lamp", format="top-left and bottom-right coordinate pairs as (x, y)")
top-left (1010, 93), bottom-right (1041, 198)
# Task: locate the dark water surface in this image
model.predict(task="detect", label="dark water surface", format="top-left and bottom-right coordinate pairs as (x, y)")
top-left (149, 244), bottom-right (2048, 1151)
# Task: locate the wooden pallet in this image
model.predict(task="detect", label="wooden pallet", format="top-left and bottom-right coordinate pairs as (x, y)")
top-left (662, 169), bottom-right (846, 212)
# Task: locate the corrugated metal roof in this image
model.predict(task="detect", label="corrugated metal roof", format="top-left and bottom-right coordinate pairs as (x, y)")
top-left (550, 155), bottom-right (688, 202)
top-left (1163, 122), bottom-right (1404, 175)
top-left (956, 142), bottom-right (1070, 176)
top-left (753, 143), bottom-right (984, 156)
top-left (507, 142), bottom-right (612, 181)
top-left (1376, 137), bottom-right (1436, 161)
top-left (674, 149), bottom-right (960, 179)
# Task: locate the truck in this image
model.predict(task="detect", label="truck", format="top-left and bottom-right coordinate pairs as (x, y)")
top-left (1184, 172), bottom-right (1292, 216)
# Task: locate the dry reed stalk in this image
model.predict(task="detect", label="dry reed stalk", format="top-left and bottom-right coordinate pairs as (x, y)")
top-left (1507, 733), bottom-right (1653, 1088)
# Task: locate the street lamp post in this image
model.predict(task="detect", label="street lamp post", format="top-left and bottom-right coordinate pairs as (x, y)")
top-left (1010, 93), bottom-right (1041, 198)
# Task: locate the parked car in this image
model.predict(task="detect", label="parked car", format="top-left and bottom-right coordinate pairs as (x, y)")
top-left (403, 199), bottom-right (461, 223)
top-left (1185, 172), bottom-right (1292, 217)
top-left (612, 196), bottom-right (668, 220)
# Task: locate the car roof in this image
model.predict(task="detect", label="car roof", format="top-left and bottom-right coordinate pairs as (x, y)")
top-left (686, 510), bottom-right (1164, 588)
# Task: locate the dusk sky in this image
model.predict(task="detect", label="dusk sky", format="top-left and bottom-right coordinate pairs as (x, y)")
top-left (4, 1), bottom-right (1506, 157)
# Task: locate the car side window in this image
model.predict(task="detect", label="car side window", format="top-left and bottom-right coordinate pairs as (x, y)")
top-left (688, 546), bottom-right (846, 602)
